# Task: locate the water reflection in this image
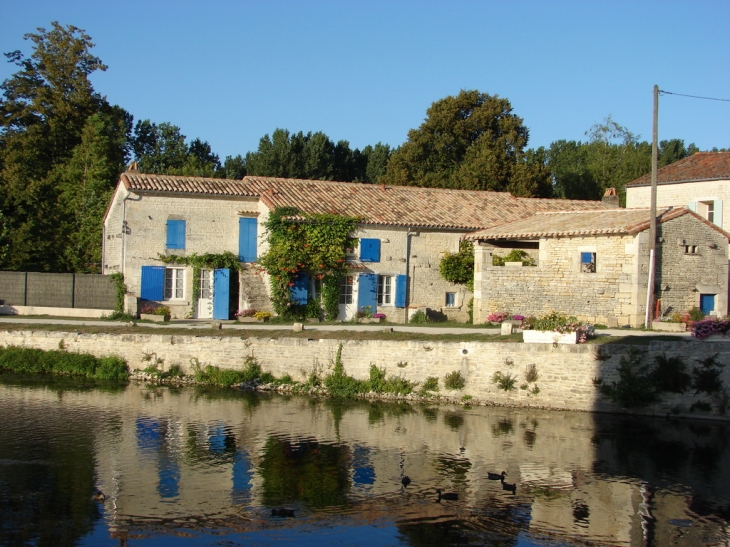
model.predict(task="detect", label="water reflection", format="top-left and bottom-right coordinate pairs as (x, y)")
top-left (0, 376), bottom-right (729, 546)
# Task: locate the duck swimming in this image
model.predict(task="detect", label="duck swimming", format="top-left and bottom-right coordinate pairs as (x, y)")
top-left (271, 508), bottom-right (295, 517)
top-left (436, 489), bottom-right (458, 502)
top-left (501, 481), bottom-right (517, 494)
top-left (401, 476), bottom-right (411, 488)
top-left (487, 471), bottom-right (506, 481)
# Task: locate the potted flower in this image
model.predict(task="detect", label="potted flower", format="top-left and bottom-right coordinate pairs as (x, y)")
top-left (691, 317), bottom-right (730, 340)
top-left (521, 311), bottom-right (593, 344)
top-left (236, 309), bottom-right (258, 323)
top-left (253, 311), bottom-right (272, 322)
top-left (140, 305), bottom-right (171, 322)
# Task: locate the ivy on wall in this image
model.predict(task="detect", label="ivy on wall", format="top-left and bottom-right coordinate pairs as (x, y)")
top-left (110, 272), bottom-right (126, 313)
top-left (158, 251), bottom-right (243, 317)
top-left (256, 207), bottom-right (359, 320)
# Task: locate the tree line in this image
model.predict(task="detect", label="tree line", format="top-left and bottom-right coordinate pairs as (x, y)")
top-left (0, 23), bottom-right (722, 273)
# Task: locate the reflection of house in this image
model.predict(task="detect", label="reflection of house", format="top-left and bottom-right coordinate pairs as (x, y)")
top-left (467, 207), bottom-right (730, 326)
top-left (626, 151), bottom-right (730, 230)
top-left (102, 172), bottom-right (604, 322)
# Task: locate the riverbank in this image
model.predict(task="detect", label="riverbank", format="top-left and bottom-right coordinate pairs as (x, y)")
top-left (1, 325), bottom-right (727, 420)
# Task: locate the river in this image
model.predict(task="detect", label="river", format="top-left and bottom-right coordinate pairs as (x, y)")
top-left (0, 375), bottom-right (728, 546)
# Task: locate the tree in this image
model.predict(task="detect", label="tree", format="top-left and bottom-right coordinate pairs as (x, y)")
top-left (131, 120), bottom-right (189, 174)
top-left (0, 22), bottom-right (124, 271)
top-left (380, 90), bottom-right (551, 196)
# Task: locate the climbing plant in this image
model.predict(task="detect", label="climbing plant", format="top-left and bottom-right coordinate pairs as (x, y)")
top-left (158, 251), bottom-right (243, 317)
top-left (256, 207), bottom-right (359, 320)
top-left (439, 240), bottom-right (474, 291)
top-left (110, 272), bottom-right (126, 313)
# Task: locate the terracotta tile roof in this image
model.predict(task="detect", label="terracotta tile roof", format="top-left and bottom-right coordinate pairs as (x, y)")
top-left (120, 172), bottom-right (605, 230)
top-left (466, 207), bottom-right (730, 240)
top-left (121, 173), bottom-right (258, 196)
top-left (627, 151), bottom-right (730, 186)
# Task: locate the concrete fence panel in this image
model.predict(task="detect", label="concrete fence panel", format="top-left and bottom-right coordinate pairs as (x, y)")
top-left (74, 274), bottom-right (117, 310)
top-left (26, 273), bottom-right (74, 308)
top-left (0, 271), bottom-right (27, 305)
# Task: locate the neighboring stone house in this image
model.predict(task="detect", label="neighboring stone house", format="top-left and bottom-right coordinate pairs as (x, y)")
top-left (102, 172), bottom-right (604, 322)
top-left (626, 151), bottom-right (730, 230)
top-left (467, 207), bottom-right (730, 327)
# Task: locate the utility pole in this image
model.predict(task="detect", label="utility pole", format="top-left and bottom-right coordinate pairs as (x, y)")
top-left (645, 85), bottom-right (659, 328)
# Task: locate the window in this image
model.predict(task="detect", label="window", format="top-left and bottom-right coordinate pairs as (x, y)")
top-left (310, 277), bottom-right (323, 302)
top-left (199, 269), bottom-right (211, 299)
top-left (377, 275), bottom-right (393, 305)
top-left (164, 268), bottom-right (185, 299)
top-left (684, 245), bottom-right (698, 255)
top-left (445, 292), bottom-right (456, 307)
top-left (166, 220), bottom-right (186, 250)
top-left (339, 276), bottom-right (354, 304)
top-left (580, 252), bottom-right (596, 273)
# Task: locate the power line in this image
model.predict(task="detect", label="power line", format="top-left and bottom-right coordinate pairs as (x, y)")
top-left (659, 90), bottom-right (730, 103)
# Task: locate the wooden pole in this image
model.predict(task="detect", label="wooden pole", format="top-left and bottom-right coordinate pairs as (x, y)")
top-left (646, 85), bottom-right (659, 328)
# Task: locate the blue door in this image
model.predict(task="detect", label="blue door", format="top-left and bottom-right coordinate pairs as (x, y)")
top-left (213, 268), bottom-right (230, 320)
top-left (357, 274), bottom-right (378, 314)
top-left (700, 294), bottom-right (715, 316)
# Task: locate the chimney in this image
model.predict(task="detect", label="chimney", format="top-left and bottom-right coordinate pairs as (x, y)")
top-left (602, 187), bottom-right (620, 208)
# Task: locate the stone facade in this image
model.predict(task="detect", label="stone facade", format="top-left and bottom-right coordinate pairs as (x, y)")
top-left (474, 215), bottom-right (729, 327)
top-left (2, 328), bottom-right (729, 418)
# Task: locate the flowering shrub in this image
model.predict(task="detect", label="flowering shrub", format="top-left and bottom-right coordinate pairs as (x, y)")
top-left (140, 305), bottom-right (170, 316)
top-left (356, 306), bottom-right (374, 319)
top-left (254, 311), bottom-right (272, 321)
top-left (522, 311), bottom-right (594, 343)
top-left (513, 315), bottom-right (524, 321)
top-left (373, 313), bottom-right (386, 319)
top-left (235, 309), bottom-right (257, 317)
top-left (486, 312), bottom-right (509, 323)
top-left (691, 318), bottom-right (730, 340)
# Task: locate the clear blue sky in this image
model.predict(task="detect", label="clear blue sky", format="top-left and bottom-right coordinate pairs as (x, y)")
top-left (2, 0), bottom-right (729, 162)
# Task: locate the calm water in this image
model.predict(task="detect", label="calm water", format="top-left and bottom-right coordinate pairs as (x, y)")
top-left (1, 375), bottom-right (729, 547)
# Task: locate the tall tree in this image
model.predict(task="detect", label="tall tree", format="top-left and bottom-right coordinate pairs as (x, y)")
top-left (0, 22), bottom-right (124, 271)
top-left (380, 90), bottom-right (551, 196)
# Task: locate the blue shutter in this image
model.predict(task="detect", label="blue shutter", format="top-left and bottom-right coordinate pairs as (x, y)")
top-left (290, 273), bottom-right (309, 305)
top-left (213, 268), bottom-right (230, 319)
top-left (395, 274), bottom-right (407, 308)
top-left (580, 252), bottom-right (593, 264)
top-left (357, 273), bottom-right (378, 312)
top-left (140, 266), bottom-right (165, 301)
top-left (239, 218), bottom-right (257, 262)
top-left (166, 220), bottom-right (186, 249)
top-left (360, 239), bottom-right (380, 262)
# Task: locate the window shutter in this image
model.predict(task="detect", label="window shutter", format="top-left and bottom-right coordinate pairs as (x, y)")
top-left (357, 273), bottom-right (378, 311)
top-left (290, 273), bottom-right (309, 305)
top-left (580, 252), bottom-right (593, 264)
top-left (359, 239), bottom-right (381, 262)
top-left (714, 199), bottom-right (723, 227)
top-left (140, 266), bottom-right (165, 301)
top-left (166, 220), bottom-right (186, 250)
top-left (395, 274), bottom-right (407, 308)
top-left (239, 218), bottom-right (257, 262)
top-left (687, 201), bottom-right (697, 213)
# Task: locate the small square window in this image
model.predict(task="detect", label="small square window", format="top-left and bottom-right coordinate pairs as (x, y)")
top-left (377, 275), bottom-right (393, 305)
top-left (580, 252), bottom-right (596, 273)
top-left (164, 268), bottom-right (185, 299)
top-left (445, 292), bottom-right (456, 307)
top-left (684, 245), bottom-right (698, 255)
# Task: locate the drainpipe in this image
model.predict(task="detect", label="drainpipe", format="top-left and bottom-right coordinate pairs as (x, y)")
top-left (404, 227), bottom-right (412, 323)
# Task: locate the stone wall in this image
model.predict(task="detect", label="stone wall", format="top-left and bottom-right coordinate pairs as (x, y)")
top-left (3, 329), bottom-right (729, 418)
top-left (475, 234), bottom-right (643, 326)
top-left (656, 214), bottom-right (729, 316)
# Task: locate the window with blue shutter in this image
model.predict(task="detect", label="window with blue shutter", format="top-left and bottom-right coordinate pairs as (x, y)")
top-left (166, 220), bottom-right (186, 250)
top-left (140, 266), bottom-right (165, 301)
top-left (395, 274), bottom-right (407, 308)
top-left (239, 218), bottom-right (257, 262)
top-left (359, 239), bottom-right (380, 262)
top-left (290, 273), bottom-right (309, 305)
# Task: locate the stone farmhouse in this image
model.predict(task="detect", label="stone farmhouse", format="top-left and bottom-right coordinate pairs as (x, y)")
top-left (467, 207), bottom-right (730, 327)
top-left (626, 151), bottom-right (730, 231)
top-left (102, 172), bottom-right (605, 322)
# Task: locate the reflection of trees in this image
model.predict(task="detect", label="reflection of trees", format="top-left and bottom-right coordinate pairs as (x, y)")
top-left (258, 436), bottom-right (351, 508)
top-left (434, 455), bottom-right (471, 485)
top-left (491, 417), bottom-right (514, 437)
top-left (443, 411), bottom-right (464, 431)
top-left (0, 381), bottom-right (102, 547)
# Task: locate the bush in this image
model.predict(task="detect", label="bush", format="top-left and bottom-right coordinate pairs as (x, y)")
top-left (444, 370), bottom-right (466, 390)
top-left (691, 318), bottom-right (730, 340)
top-left (420, 376), bottom-right (439, 394)
top-left (0, 346), bottom-right (129, 381)
top-left (409, 310), bottom-right (428, 324)
top-left (492, 371), bottom-right (517, 391)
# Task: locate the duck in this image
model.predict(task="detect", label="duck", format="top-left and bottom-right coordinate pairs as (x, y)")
top-left (501, 480), bottom-right (517, 494)
top-left (487, 471), bottom-right (506, 481)
top-left (436, 489), bottom-right (459, 502)
top-left (271, 508), bottom-right (295, 517)
top-left (91, 490), bottom-right (106, 502)
top-left (401, 475), bottom-right (411, 488)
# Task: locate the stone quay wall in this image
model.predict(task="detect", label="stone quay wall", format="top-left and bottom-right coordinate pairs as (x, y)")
top-left (2, 329), bottom-right (729, 418)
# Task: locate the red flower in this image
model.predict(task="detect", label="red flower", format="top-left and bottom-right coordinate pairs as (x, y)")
top-left (288, 282), bottom-right (295, 286)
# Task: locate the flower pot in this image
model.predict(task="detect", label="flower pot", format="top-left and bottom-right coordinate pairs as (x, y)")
top-left (140, 313), bottom-right (169, 322)
top-left (522, 330), bottom-right (578, 344)
top-left (237, 316), bottom-right (258, 323)
top-left (651, 322), bottom-right (686, 332)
